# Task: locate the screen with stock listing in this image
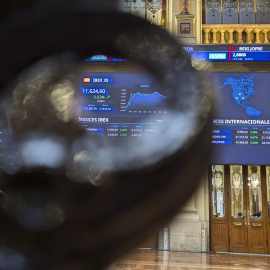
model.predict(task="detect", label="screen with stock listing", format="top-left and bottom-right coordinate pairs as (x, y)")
top-left (79, 55), bottom-right (270, 165)
top-left (182, 45), bottom-right (270, 164)
top-left (77, 56), bottom-right (167, 139)
top-left (183, 45), bottom-right (270, 62)
top-left (210, 72), bottom-right (270, 165)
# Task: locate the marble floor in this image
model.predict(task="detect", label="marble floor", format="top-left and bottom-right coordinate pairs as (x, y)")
top-left (107, 249), bottom-right (270, 270)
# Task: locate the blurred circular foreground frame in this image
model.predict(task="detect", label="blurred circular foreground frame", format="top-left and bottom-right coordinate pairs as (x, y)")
top-left (0, 5), bottom-right (213, 270)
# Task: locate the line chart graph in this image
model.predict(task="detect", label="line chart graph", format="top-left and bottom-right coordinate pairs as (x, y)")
top-left (120, 87), bottom-right (166, 114)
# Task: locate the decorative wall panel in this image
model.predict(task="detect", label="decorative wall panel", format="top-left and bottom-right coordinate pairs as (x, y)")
top-left (118, 0), bottom-right (131, 13)
top-left (205, 0), bottom-right (222, 24)
top-left (118, 0), bottom-right (163, 25)
top-left (230, 165), bottom-right (244, 219)
top-left (147, 0), bottom-right (162, 15)
top-left (212, 165), bottom-right (225, 218)
top-left (239, 0), bottom-right (255, 24)
top-left (223, 0), bottom-right (238, 24)
top-left (146, 0), bottom-right (162, 25)
top-left (131, 0), bottom-right (146, 19)
top-left (256, 0), bottom-right (270, 24)
top-left (248, 166), bottom-right (262, 219)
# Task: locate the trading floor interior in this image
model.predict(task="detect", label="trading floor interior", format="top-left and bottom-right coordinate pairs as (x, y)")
top-left (2, 0), bottom-right (270, 269)
top-left (114, 0), bottom-right (270, 268)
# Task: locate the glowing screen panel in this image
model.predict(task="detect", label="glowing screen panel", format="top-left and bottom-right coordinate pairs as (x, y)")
top-left (77, 59), bottom-right (167, 139)
top-left (211, 72), bottom-right (270, 165)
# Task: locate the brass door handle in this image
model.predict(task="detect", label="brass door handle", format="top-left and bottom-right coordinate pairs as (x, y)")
top-left (247, 210), bottom-right (250, 225)
top-left (251, 223), bottom-right (262, 227)
top-left (233, 222), bottom-right (243, 226)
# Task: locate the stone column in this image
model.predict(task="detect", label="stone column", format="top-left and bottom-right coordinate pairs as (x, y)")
top-left (263, 29), bottom-right (270, 44)
top-left (181, 195), bottom-right (198, 217)
top-left (167, 0), bottom-right (179, 36)
top-left (254, 29), bottom-right (261, 44)
top-left (181, 0), bottom-right (190, 14)
top-left (196, 0), bottom-right (202, 44)
top-left (228, 28), bottom-right (235, 43)
top-left (220, 29), bottom-right (226, 44)
top-left (169, 173), bottom-right (210, 252)
top-left (236, 29), bottom-right (244, 43)
top-left (170, 194), bottom-right (201, 252)
top-left (203, 28), bottom-right (211, 44)
top-left (211, 28), bottom-right (219, 44)
top-left (245, 28), bottom-right (253, 44)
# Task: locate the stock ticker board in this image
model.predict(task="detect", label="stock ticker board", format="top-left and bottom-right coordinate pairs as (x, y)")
top-left (86, 46), bottom-right (270, 62)
top-left (183, 45), bottom-right (270, 62)
top-left (210, 72), bottom-right (270, 165)
top-left (81, 52), bottom-right (270, 164)
top-left (77, 71), bottom-right (167, 139)
top-left (182, 45), bottom-right (270, 164)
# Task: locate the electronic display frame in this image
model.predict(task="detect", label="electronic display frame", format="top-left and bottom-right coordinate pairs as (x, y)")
top-left (76, 58), bottom-right (168, 141)
top-left (206, 60), bottom-right (270, 166)
top-left (78, 53), bottom-right (270, 166)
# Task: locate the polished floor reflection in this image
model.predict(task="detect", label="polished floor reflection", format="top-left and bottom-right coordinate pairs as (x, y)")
top-left (107, 249), bottom-right (270, 270)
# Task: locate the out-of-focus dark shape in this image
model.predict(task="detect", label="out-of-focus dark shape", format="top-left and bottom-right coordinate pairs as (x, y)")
top-left (0, 1), bottom-right (212, 270)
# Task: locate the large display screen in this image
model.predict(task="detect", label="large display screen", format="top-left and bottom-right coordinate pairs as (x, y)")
top-left (183, 45), bottom-right (270, 62)
top-left (77, 59), bottom-right (167, 140)
top-left (210, 72), bottom-right (270, 165)
top-left (78, 54), bottom-right (270, 165)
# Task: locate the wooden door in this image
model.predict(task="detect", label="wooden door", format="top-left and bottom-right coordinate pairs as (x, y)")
top-left (210, 165), bottom-right (229, 252)
top-left (210, 165), bottom-right (269, 254)
top-left (228, 165), bottom-right (268, 254)
top-left (246, 166), bottom-right (268, 254)
top-left (228, 165), bottom-right (248, 253)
